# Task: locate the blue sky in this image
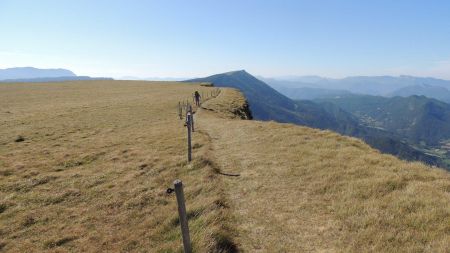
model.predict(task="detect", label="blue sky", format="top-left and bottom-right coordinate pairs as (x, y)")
top-left (1, 0), bottom-right (450, 79)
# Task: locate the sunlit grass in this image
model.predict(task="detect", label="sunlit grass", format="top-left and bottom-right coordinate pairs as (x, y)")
top-left (1, 82), bottom-right (449, 252)
top-left (0, 80), bottom-right (234, 252)
top-left (198, 89), bottom-right (450, 252)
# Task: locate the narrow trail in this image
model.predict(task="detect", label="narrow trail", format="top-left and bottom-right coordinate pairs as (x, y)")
top-left (193, 89), bottom-right (450, 252)
top-left (195, 91), bottom-right (340, 252)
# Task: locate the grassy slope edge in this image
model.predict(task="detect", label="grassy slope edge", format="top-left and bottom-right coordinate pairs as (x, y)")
top-left (1, 81), bottom-right (449, 252)
top-left (198, 89), bottom-right (450, 252)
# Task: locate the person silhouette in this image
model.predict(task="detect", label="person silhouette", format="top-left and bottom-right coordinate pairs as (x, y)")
top-left (194, 91), bottom-right (201, 106)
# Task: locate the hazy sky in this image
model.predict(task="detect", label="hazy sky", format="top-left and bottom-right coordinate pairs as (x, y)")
top-left (1, 0), bottom-right (450, 79)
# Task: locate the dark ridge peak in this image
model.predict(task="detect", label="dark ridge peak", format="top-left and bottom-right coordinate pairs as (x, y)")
top-left (193, 70), bottom-right (257, 83)
top-left (225, 69), bottom-right (247, 74)
top-left (223, 70), bottom-right (248, 76)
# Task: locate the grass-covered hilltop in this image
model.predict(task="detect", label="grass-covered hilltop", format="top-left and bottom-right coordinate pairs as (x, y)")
top-left (0, 80), bottom-right (449, 252)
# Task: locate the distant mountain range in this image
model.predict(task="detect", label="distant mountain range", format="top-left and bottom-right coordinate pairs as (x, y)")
top-left (263, 75), bottom-right (450, 103)
top-left (388, 84), bottom-right (450, 103)
top-left (0, 67), bottom-right (75, 80)
top-left (0, 67), bottom-right (112, 82)
top-left (186, 70), bottom-right (446, 168)
top-left (272, 86), bottom-right (353, 100)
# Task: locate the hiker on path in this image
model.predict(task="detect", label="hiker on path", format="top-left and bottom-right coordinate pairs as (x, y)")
top-left (194, 91), bottom-right (201, 106)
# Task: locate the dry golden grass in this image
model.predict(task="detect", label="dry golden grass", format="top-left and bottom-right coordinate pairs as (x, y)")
top-left (1, 82), bottom-right (449, 252)
top-left (198, 89), bottom-right (450, 252)
top-left (0, 80), bottom-right (235, 252)
top-left (201, 88), bottom-right (250, 120)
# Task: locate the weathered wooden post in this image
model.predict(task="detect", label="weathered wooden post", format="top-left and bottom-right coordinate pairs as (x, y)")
top-left (178, 102), bottom-right (182, 119)
top-left (174, 179), bottom-right (192, 253)
top-left (186, 112), bottom-right (192, 162)
top-left (189, 105), bottom-right (194, 132)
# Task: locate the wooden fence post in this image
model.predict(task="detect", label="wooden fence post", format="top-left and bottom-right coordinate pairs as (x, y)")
top-left (187, 113), bottom-right (192, 162)
top-left (178, 102), bottom-right (182, 119)
top-left (189, 105), bottom-right (195, 132)
top-left (173, 179), bottom-right (192, 253)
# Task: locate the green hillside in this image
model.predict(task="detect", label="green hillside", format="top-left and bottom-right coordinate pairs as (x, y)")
top-left (317, 95), bottom-right (450, 146)
top-left (317, 94), bottom-right (450, 168)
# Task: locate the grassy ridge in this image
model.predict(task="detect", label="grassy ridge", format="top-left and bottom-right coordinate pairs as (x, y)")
top-left (1, 81), bottom-right (449, 252)
top-left (0, 81), bottom-right (235, 252)
top-left (199, 89), bottom-right (450, 252)
top-left (188, 70), bottom-right (444, 169)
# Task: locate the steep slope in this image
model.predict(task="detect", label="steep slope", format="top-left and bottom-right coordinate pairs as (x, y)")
top-left (197, 90), bottom-right (450, 252)
top-left (186, 70), bottom-right (360, 133)
top-left (187, 70), bottom-right (297, 120)
top-left (186, 71), bottom-right (443, 167)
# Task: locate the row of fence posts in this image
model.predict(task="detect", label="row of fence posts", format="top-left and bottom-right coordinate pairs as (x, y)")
top-left (171, 88), bottom-right (220, 252)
